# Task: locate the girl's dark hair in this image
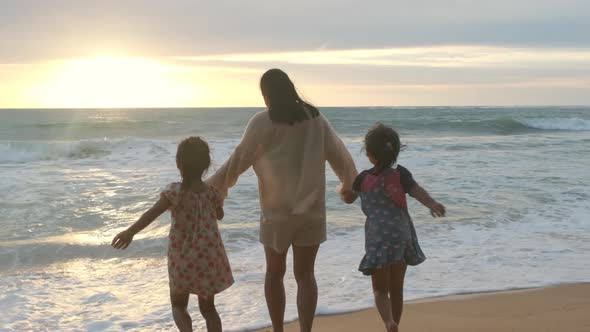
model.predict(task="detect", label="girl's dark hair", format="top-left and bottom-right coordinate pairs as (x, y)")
top-left (260, 68), bottom-right (319, 125)
top-left (364, 123), bottom-right (402, 171)
top-left (176, 136), bottom-right (211, 190)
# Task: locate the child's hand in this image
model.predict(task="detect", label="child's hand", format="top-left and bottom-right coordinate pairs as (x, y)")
top-left (428, 201), bottom-right (446, 217)
top-left (340, 190), bottom-right (357, 204)
top-left (111, 230), bottom-right (134, 249)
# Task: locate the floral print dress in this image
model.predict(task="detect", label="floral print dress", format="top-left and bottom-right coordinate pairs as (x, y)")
top-left (355, 168), bottom-right (426, 276)
top-left (161, 182), bottom-right (233, 297)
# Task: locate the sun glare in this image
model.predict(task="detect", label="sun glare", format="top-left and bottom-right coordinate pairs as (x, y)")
top-left (32, 56), bottom-right (198, 108)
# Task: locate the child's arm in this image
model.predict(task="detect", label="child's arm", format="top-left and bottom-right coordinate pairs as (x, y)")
top-left (341, 170), bottom-right (365, 204)
top-left (213, 188), bottom-right (225, 220)
top-left (409, 185), bottom-right (446, 217)
top-left (216, 206), bottom-right (224, 220)
top-left (111, 196), bottom-right (170, 249)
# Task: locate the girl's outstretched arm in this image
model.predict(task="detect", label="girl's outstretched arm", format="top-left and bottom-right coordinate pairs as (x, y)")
top-left (111, 196), bottom-right (170, 249)
top-left (409, 185), bottom-right (445, 217)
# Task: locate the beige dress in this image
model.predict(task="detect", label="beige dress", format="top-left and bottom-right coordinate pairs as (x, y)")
top-left (207, 110), bottom-right (357, 252)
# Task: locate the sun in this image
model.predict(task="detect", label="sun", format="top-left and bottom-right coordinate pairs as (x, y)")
top-left (32, 56), bottom-right (198, 108)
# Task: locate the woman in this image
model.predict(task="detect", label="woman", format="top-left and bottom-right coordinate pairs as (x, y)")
top-left (207, 69), bottom-right (357, 332)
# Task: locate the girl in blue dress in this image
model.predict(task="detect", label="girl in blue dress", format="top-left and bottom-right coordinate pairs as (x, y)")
top-left (342, 123), bottom-right (445, 332)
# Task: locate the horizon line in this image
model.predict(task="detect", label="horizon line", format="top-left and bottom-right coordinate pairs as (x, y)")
top-left (1, 104), bottom-right (590, 111)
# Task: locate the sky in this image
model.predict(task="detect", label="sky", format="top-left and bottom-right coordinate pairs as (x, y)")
top-left (1, 0), bottom-right (590, 107)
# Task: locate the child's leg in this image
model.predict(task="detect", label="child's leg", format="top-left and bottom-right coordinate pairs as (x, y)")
top-left (371, 268), bottom-right (398, 332)
top-left (388, 262), bottom-right (407, 324)
top-left (170, 290), bottom-right (192, 332)
top-left (198, 295), bottom-right (222, 332)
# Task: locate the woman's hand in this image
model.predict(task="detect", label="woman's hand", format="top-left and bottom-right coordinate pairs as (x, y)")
top-left (111, 230), bottom-right (134, 249)
top-left (340, 190), bottom-right (357, 204)
top-left (428, 201), bottom-right (446, 217)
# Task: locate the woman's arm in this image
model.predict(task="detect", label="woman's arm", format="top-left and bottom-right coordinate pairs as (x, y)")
top-left (206, 113), bottom-right (267, 197)
top-left (111, 196), bottom-right (170, 249)
top-left (409, 185), bottom-right (445, 217)
top-left (323, 115), bottom-right (358, 197)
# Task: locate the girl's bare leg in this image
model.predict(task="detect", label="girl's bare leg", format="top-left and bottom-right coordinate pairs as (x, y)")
top-left (170, 291), bottom-right (192, 332)
top-left (264, 247), bottom-right (288, 332)
top-left (372, 268), bottom-right (398, 332)
top-left (293, 245), bottom-right (320, 332)
top-left (388, 262), bottom-right (407, 325)
top-left (198, 295), bottom-right (222, 332)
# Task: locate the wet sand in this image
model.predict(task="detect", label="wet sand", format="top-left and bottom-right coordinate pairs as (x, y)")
top-left (253, 283), bottom-right (590, 332)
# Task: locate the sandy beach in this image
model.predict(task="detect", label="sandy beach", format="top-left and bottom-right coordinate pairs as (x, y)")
top-left (253, 283), bottom-right (590, 332)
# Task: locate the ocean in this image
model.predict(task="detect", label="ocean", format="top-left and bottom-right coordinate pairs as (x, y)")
top-left (1, 107), bottom-right (589, 331)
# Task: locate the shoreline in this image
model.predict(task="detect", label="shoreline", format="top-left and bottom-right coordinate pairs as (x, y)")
top-left (250, 283), bottom-right (590, 332)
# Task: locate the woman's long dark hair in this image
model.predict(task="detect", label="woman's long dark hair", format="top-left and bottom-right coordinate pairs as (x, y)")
top-left (176, 136), bottom-right (211, 190)
top-left (364, 123), bottom-right (402, 172)
top-left (260, 69), bottom-right (319, 125)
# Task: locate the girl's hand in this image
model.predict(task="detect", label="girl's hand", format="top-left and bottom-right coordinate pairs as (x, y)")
top-left (111, 230), bottom-right (134, 249)
top-left (428, 201), bottom-right (446, 217)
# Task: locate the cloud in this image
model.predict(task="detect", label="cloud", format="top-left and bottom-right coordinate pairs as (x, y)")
top-left (1, 0), bottom-right (590, 62)
top-left (173, 45), bottom-right (590, 69)
top-left (2, 44), bottom-right (588, 107)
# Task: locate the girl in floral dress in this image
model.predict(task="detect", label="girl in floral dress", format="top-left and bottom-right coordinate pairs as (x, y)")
top-left (112, 136), bottom-right (233, 332)
top-left (342, 124), bottom-right (445, 332)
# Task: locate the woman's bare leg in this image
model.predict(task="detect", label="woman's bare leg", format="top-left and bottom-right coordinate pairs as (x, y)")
top-left (293, 245), bottom-right (320, 332)
top-left (170, 291), bottom-right (192, 332)
top-left (372, 268), bottom-right (398, 332)
top-left (264, 247), bottom-right (288, 332)
top-left (198, 295), bottom-right (222, 332)
top-left (388, 262), bottom-right (407, 325)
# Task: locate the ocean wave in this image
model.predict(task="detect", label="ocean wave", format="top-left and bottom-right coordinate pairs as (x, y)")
top-left (0, 141), bottom-right (110, 163)
top-left (402, 117), bottom-right (590, 134)
top-left (24, 120), bottom-right (179, 130)
top-left (517, 117), bottom-right (590, 131)
top-left (0, 137), bottom-right (244, 164)
top-left (0, 138), bottom-right (175, 163)
top-left (0, 140), bottom-right (109, 163)
top-left (0, 226), bottom-right (260, 272)
top-left (0, 237), bottom-right (167, 272)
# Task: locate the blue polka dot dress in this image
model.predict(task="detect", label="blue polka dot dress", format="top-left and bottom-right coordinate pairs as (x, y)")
top-left (356, 170), bottom-right (426, 275)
